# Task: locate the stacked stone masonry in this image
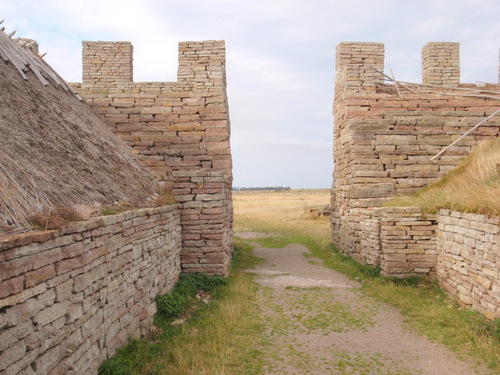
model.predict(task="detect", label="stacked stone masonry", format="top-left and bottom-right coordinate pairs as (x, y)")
top-left (358, 207), bottom-right (438, 277)
top-left (0, 206), bottom-right (181, 374)
top-left (332, 41), bottom-right (500, 261)
top-left (332, 41), bottom-right (500, 317)
top-left (72, 40), bottom-right (233, 276)
top-left (437, 210), bottom-right (500, 319)
top-left (422, 42), bottom-right (460, 86)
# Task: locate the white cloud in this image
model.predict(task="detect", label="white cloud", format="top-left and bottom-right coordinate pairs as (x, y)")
top-left (1, 0), bottom-right (499, 188)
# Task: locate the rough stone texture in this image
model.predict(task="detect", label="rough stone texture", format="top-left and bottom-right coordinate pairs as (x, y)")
top-left (331, 41), bottom-right (500, 266)
top-left (71, 40), bottom-right (233, 276)
top-left (422, 42), bottom-right (460, 86)
top-left (357, 207), bottom-right (438, 277)
top-left (379, 207), bottom-right (438, 277)
top-left (0, 206), bottom-right (181, 374)
top-left (437, 210), bottom-right (500, 319)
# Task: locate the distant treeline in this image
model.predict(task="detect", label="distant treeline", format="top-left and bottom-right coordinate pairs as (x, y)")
top-left (233, 186), bottom-right (291, 191)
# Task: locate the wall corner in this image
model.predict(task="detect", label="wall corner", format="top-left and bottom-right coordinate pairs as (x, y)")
top-left (335, 42), bottom-right (385, 92)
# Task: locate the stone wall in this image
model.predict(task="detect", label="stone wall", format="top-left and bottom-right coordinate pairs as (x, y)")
top-left (72, 40), bottom-right (233, 276)
top-left (0, 205), bottom-right (181, 374)
top-left (358, 207), bottom-right (438, 277)
top-left (332, 41), bottom-right (500, 264)
top-left (437, 210), bottom-right (500, 319)
top-left (379, 207), bottom-right (437, 277)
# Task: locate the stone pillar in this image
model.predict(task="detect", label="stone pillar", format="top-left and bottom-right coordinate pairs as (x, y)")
top-left (175, 41), bottom-right (233, 276)
top-left (82, 41), bottom-right (133, 84)
top-left (178, 40), bottom-right (226, 88)
top-left (422, 42), bottom-right (460, 86)
top-left (335, 42), bottom-right (385, 92)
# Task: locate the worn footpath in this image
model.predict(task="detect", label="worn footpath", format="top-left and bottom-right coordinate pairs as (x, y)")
top-left (238, 231), bottom-right (486, 375)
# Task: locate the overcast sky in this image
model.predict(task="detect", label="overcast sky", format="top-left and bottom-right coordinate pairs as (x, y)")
top-left (2, 0), bottom-right (499, 188)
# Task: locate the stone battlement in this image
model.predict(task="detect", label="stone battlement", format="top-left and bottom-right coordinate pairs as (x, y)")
top-left (331, 41), bottom-right (500, 269)
top-left (73, 40), bottom-right (233, 276)
top-left (336, 41), bottom-right (498, 90)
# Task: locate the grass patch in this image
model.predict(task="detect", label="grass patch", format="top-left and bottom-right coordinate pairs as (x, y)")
top-left (155, 273), bottom-right (227, 320)
top-left (99, 240), bottom-right (266, 375)
top-left (28, 205), bottom-right (82, 230)
top-left (101, 202), bottom-right (136, 216)
top-left (253, 236), bottom-right (289, 248)
top-left (283, 287), bottom-right (378, 333)
top-left (331, 350), bottom-right (415, 375)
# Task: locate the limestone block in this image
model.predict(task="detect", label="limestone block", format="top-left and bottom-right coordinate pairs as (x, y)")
top-left (349, 183), bottom-right (395, 198)
top-left (0, 275), bottom-right (24, 299)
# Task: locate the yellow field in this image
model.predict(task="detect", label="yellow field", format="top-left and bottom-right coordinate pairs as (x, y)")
top-left (232, 189), bottom-right (332, 243)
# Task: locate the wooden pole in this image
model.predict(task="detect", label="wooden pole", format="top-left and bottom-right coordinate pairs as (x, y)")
top-left (372, 68), bottom-right (417, 94)
top-left (431, 108), bottom-right (500, 160)
top-left (390, 69), bottom-right (401, 97)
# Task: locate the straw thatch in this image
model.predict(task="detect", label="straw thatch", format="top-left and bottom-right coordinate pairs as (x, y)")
top-left (0, 26), bottom-right (159, 232)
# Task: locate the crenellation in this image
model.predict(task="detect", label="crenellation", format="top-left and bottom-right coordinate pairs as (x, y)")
top-left (73, 40), bottom-right (233, 276)
top-left (421, 42), bottom-right (460, 86)
top-left (82, 41), bottom-right (134, 84)
top-left (332, 41), bottom-right (500, 316)
top-left (336, 42), bottom-right (385, 92)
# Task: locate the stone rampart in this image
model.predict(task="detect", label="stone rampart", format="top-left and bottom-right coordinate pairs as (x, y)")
top-left (437, 210), bottom-right (500, 319)
top-left (332, 42), bottom-right (500, 263)
top-left (0, 206), bottom-right (181, 374)
top-left (72, 40), bottom-right (233, 276)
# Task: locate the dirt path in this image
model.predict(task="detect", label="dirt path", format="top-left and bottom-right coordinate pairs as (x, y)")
top-left (238, 232), bottom-right (485, 375)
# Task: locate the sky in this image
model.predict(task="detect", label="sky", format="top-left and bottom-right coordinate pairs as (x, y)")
top-left (1, 0), bottom-right (499, 189)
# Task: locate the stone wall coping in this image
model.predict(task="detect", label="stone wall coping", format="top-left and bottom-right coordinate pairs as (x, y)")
top-left (0, 204), bottom-right (179, 252)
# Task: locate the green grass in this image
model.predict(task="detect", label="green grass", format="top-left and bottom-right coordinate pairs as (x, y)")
top-left (252, 236), bottom-right (289, 248)
top-left (235, 221), bottom-right (500, 372)
top-left (99, 239), bottom-right (266, 375)
top-left (331, 350), bottom-right (416, 375)
top-left (283, 287), bottom-right (378, 333)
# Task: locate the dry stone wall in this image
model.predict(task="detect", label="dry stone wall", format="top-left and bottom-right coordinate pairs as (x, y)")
top-left (437, 210), bottom-right (500, 319)
top-left (0, 206), bottom-right (181, 375)
top-left (379, 207), bottom-right (438, 277)
top-left (358, 207), bottom-right (438, 277)
top-left (72, 40), bottom-right (233, 276)
top-left (332, 41), bottom-right (500, 266)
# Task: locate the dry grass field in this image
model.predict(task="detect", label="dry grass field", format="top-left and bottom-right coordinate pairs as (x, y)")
top-left (233, 189), bottom-right (331, 243)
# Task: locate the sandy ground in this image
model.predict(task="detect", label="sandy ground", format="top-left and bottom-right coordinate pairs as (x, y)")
top-left (238, 231), bottom-right (486, 375)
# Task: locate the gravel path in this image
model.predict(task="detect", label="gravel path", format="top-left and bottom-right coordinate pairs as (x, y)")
top-left (240, 232), bottom-right (485, 375)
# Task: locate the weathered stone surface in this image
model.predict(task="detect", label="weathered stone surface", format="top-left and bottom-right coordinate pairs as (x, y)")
top-left (73, 40), bottom-right (233, 276)
top-left (0, 206), bottom-right (182, 374)
top-left (331, 41), bottom-right (499, 319)
top-left (437, 210), bottom-right (500, 319)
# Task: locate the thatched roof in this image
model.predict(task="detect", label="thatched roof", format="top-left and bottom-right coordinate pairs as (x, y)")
top-left (0, 24), bottom-right (159, 230)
